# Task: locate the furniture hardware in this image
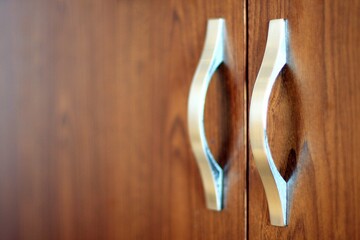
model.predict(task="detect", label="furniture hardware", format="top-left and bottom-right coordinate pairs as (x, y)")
top-left (249, 19), bottom-right (288, 226)
top-left (188, 18), bottom-right (227, 211)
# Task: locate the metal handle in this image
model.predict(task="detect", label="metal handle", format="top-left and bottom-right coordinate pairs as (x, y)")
top-left (187, 19), bottom-right (226, 211)
top-left (249, 19), bottom-right (288, 226)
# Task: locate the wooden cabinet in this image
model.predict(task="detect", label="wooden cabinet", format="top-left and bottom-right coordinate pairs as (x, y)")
top-left (248, 0), bottom-right (360, 239)
top-left (0, 0), bottom-right (358, 239)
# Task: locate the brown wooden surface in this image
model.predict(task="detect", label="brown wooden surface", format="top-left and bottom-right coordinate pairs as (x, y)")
top-left (248, 0), bottom-right (360, 239)
top-left (0, 0), bottom-right (247, 239)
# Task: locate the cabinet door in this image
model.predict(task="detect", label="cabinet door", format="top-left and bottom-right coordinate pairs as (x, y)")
top-left (248, 0), bottom-right (360, 239)
top-left (0, 0), bottom-right (247, 239)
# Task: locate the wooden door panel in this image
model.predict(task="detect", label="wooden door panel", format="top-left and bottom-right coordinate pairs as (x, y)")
top-left (248, 0), bottom-right (360, 239)
top-left (0, 0), bottom-right (247, 239)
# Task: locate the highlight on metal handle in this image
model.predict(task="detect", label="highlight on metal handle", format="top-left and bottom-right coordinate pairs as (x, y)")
top-left (187, 19), bottom-right (227, 211)
top-left (249, 19), bottom-right (288, 226)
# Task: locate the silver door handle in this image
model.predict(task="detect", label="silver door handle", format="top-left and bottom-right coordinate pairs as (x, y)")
top-left (187, 19), bottom-right (226, 211)
top-left (249, 19), bottom-right (288, 226)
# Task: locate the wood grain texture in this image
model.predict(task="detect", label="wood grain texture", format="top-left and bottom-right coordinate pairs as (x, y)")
top-left (0, 0), bottom-right (247, 239)
top-left (248, 0), bottom-right (360, 239)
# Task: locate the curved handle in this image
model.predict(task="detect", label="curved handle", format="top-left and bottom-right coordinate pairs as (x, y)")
top-left (249, 19), bottom-right (288, 226)
top-left (187, 19), bottom-right (226, 211)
